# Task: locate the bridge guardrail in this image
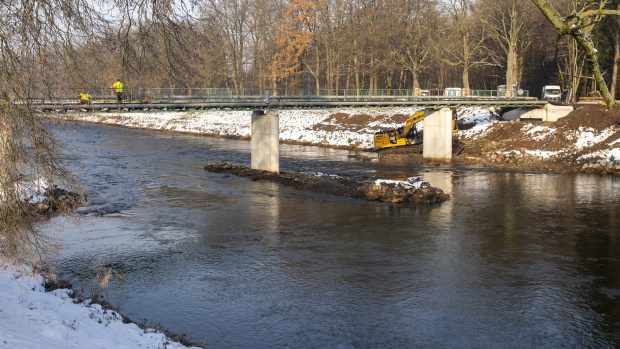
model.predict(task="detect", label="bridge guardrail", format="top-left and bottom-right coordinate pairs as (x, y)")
top-left (27, 87), bottom-right (531, 104)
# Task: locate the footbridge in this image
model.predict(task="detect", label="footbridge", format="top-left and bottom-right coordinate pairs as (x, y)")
top-left (31, 90), bottom-right (571, 167)
top-left (35, 95), bottom-right (546, 112)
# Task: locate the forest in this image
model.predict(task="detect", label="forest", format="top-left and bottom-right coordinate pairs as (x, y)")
top-left (25, 0), bottom-right (614, 102)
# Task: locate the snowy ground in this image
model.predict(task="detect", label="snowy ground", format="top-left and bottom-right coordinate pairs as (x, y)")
top-left (50, 107), bottom-right (503, 150)
top-left (50, 107), bottom-right (440, 149)
top-left (46, 106), bottom-right (620, 171)
top-left (0, 259), bottom-right (200, 349)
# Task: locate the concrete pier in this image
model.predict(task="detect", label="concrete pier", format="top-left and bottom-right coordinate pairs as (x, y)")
top-left (423, 108), bottom-right (453, 161)
top-left (251, 110), bottom-right (280, 172)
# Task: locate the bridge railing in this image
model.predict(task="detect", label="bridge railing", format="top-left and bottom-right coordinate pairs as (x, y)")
top-left (27, 87), bottom-right (532, 104)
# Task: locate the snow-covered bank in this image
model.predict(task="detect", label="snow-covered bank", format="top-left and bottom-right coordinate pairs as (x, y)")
top-left (0, 259), bottom-right (200, 349)
top-left (49, 107), bottom-right (438, 149)
top-left (45, 105), bottom-right (620, 174)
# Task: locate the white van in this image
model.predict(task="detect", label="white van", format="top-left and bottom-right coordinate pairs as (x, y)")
top-left (444, 88), bottom-right (463, 97)
top-left (542, 85), bottom-right (562, 102)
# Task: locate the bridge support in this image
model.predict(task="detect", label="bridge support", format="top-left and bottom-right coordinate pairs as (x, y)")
top-left (251, 110), bottom-right (279, 173)
top-left (502, 103), bottom-right (573, 122)
top-left (423, 108), bottom-right (453, 161)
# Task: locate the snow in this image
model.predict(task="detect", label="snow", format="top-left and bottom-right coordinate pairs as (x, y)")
top-left (375, 176), bottom-right (427, 189)
top-left (458, 108), bottom-right (498, 139)
top-left (574, 127), bottom-right (615, 149)
top-left (523, 125), bottom-right (556, 141)
top-left (48, 106), bottom-right (620, 168)
top-left (53, 107), bottom-right (497, 149)
top-left (459, 107), bottom-right (495, 125)
top-left (0, 259), bottom-right (200, 349)
top-left (578, 147), bottom-right (620, 162)
top-left (75, 108), bottom-right (422, 149)
top-left (17, 178), bottom-right (50, 204)
top-left (312, 172), bottom-right (343, 179)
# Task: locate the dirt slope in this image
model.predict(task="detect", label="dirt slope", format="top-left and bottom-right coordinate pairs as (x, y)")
top-left (460, 105), bottom-right (620, 174)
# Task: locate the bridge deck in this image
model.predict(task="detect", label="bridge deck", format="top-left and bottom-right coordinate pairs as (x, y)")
top-left (34, 97), bottom-right (547, 112)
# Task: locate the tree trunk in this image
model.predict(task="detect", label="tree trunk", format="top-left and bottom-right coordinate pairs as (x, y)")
top-left (611, 30), bottom-right (620, 100)
top-left (506, 47), bottom-right (518, 96)
top-left (412, 71), bottom-right (420, 96)
top-left (462, 67), bottom-right (470, 96)
top-left (462, 32), bottom-right (471, 95)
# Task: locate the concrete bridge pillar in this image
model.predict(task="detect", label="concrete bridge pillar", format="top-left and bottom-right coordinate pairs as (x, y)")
top-left (251, 110), bottom-right (280, 172)
top-left (423, 108), bottom-right (453, 161)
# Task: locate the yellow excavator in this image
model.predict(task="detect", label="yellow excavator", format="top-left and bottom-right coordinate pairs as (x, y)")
top-left (373, 110), bottom-right (461, 152)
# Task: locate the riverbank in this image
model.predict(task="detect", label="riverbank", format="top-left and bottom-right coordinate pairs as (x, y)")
top-left (2, 181), bottom-right (201, 348)
top-left (0, 258), bottom-right (201, 348)
top-left (44, 104), bottom-right (620, 175)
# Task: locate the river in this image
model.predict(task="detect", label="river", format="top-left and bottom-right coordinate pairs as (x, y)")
top-left (43, 120), bottom-right (620, 348)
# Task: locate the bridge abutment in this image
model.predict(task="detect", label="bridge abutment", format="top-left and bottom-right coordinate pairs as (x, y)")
top-left (251, 110), bottom-right (280, 172)
top-left (502, 103), bottom-right (573, 121)
top-left (423, 108), bottom-right (453, 161)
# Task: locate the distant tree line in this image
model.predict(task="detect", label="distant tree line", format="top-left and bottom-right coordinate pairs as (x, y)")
top-left (49, 0), bottom-right (620, 102)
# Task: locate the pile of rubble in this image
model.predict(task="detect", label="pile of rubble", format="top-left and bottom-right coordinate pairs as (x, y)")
top-left (204, 162), bottom-right (449, 204)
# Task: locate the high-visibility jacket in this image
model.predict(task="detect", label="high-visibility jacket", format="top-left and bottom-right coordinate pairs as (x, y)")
top-left (79, 93), bottom-right (90, 101)
top-left (112, 81), bottom-right (124, 93)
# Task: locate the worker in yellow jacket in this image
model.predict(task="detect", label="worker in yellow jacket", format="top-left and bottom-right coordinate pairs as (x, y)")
top-left (112, 79), bottom-right (124, 103)
top-left (79, 92), bottom-right (91, 104)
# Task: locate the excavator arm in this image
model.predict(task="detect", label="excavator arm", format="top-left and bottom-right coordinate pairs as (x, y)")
top-left (373, 111), bottom-right (425, 149)
top-left (373, 109), bottom-right (461, 151)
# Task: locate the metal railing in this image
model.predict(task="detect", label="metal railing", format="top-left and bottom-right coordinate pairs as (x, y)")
top-left (28, 87), bottom-right (532, 105)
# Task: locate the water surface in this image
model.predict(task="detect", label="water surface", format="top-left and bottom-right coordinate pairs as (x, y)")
top-left (45, 121), bottom-right (620, 348)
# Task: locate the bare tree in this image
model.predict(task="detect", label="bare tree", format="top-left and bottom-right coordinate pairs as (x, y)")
top-left (481, 0), bottom-right (535, 95)
top-left (0, 0), bottom-right (192, 262)
top-left (530, 0), bottom-right (620, 106)
top-left (443, 0), bottom-right (489, 94)
top-left (247, 0), bottom-right (282, 90)
top-left (201, 0), bottom-right (253, 93)
top-left (391, 0), bottom-right (438, 95)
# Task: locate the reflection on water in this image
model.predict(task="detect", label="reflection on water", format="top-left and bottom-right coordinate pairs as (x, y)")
top-left (44, 121), bottom-right (620, 348)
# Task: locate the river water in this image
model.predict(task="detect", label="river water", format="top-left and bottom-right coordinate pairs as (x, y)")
top-left (44, 121), bottom-right (620, 348)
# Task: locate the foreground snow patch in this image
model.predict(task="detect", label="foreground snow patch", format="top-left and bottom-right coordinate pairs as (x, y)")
top-left (0, 260), bottom-right (200, 349)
